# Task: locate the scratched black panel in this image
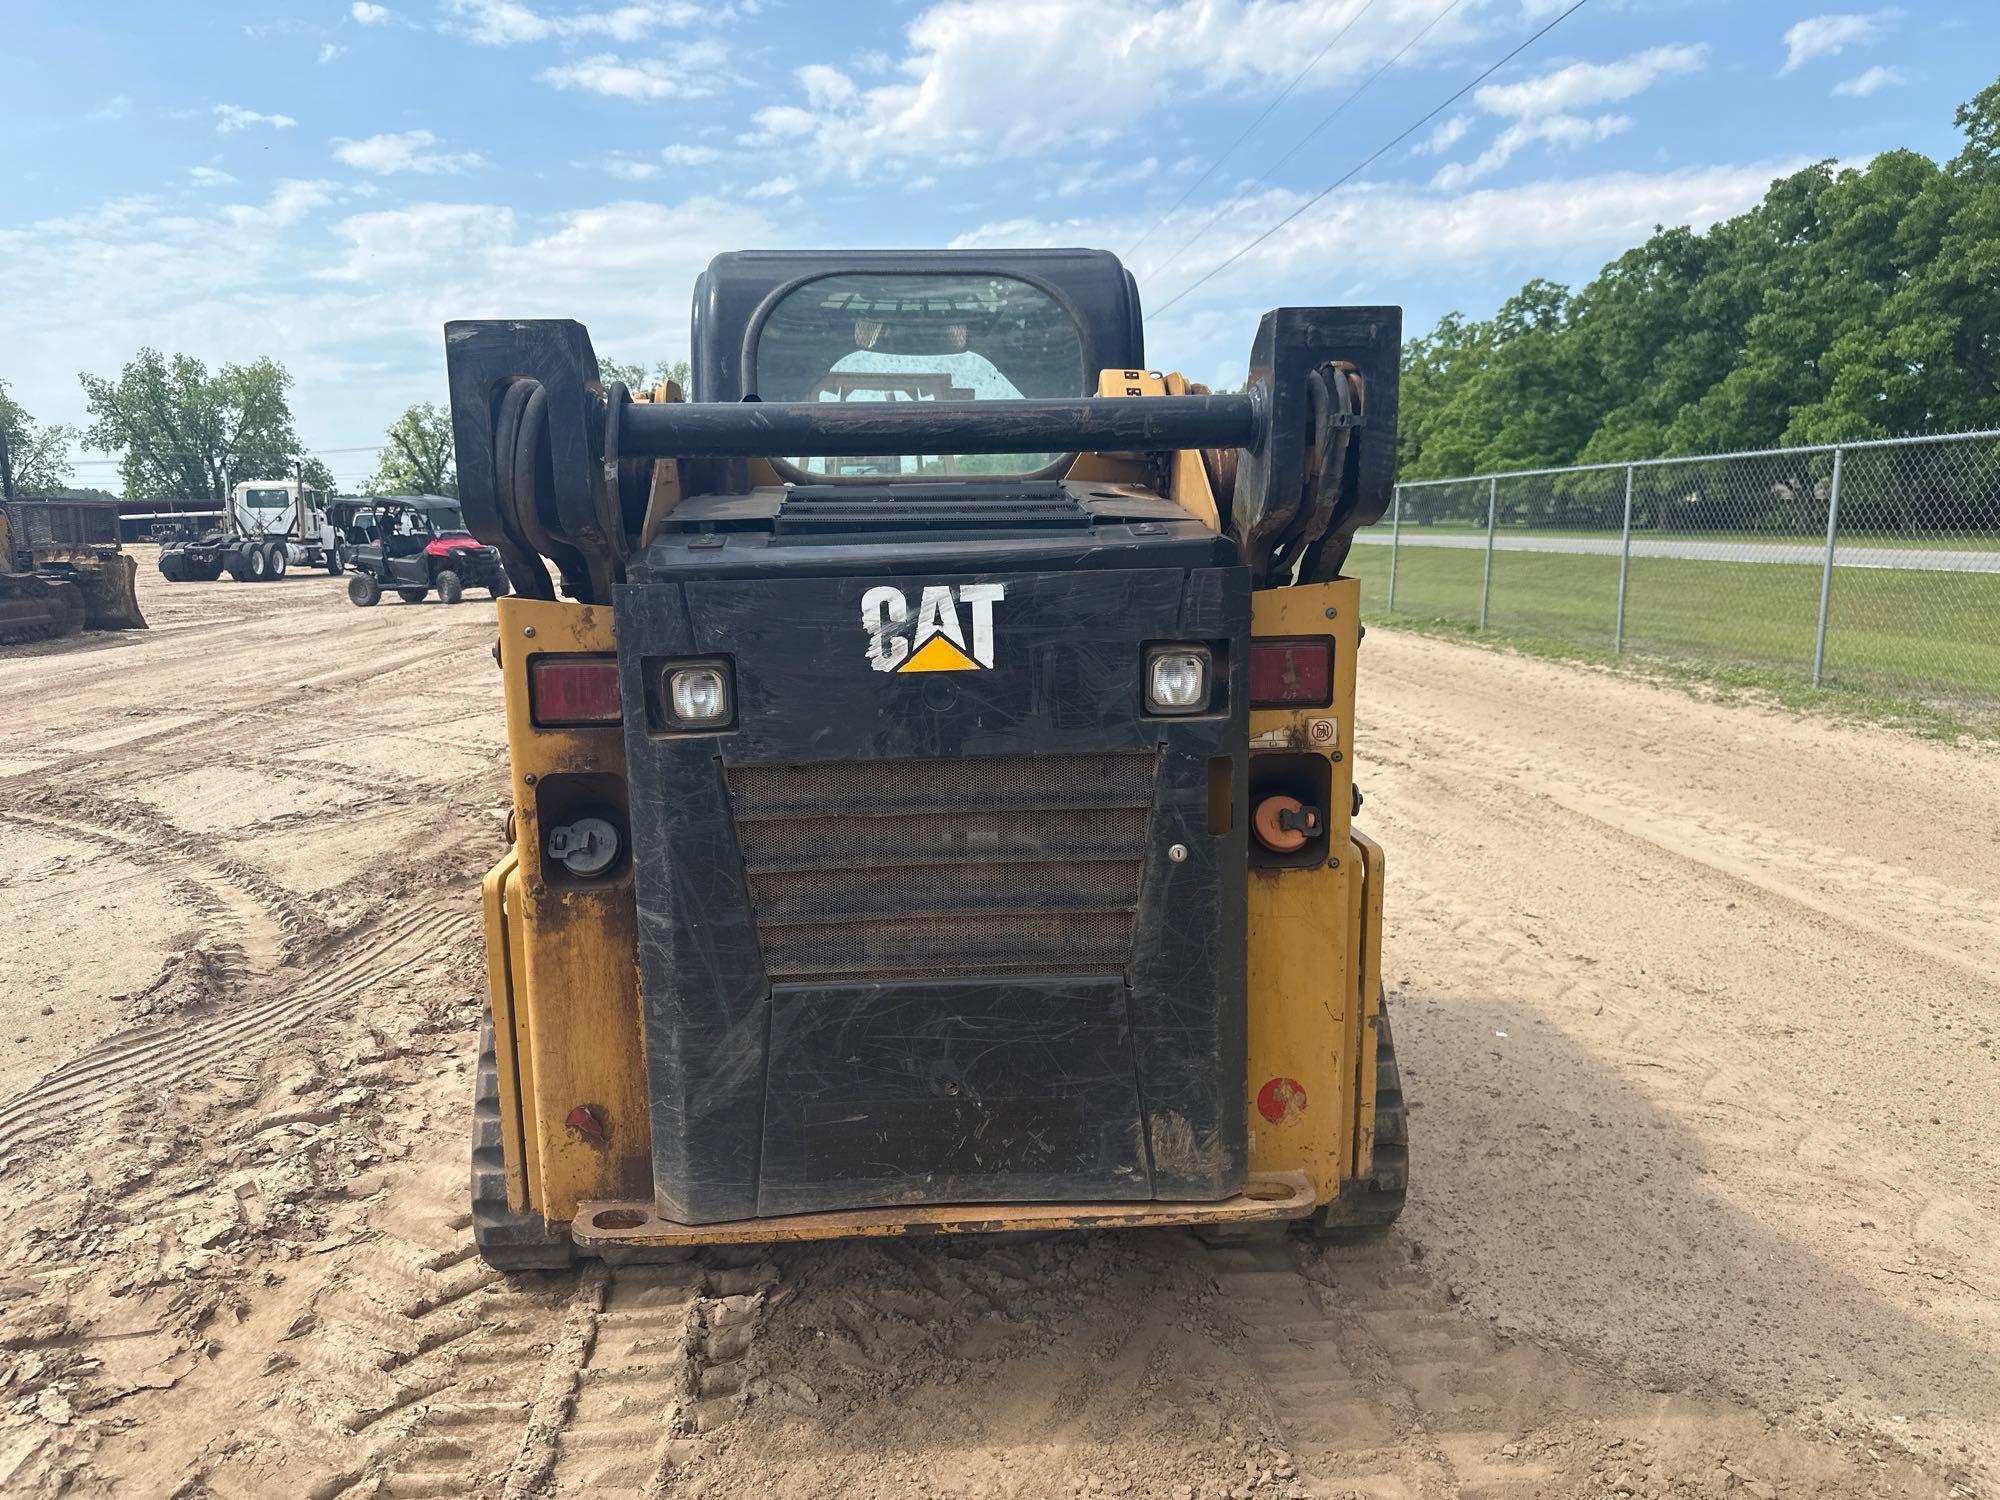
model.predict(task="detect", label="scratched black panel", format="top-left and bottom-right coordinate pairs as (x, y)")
top-left (1122, 567), bottom-right (1252, 1198)
top-left (617, 581), bottom-right (774, 1224)
top-left (757, 977), bottom-right (1149, 1215)
top-left (616, 552), bottom-right (1250, 1222)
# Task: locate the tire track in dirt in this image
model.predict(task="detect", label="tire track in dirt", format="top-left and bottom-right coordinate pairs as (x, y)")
top-left (216, 1219), bottom-right (770, 1498)
top-left (1348, 747), bottom-right (2000, 1486)
top-left (0, 807), bottom-right (286, 989)
top-left (1366, 701), bottom-right (2000, 983)
top-left (0, 792), bottom-right (326, 959)
top-left (0, 897), bottom-right (475, 1158)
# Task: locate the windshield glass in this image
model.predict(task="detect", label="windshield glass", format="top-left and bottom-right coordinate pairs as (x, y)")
top-left (754, 272), bottom-right (1085, 478)
top-left (242, 487), bottom-right (293, 512)
top-left (425, 507), bottom-right (466, 530)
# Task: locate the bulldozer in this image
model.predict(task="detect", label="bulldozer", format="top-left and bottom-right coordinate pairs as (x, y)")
top-left (446, 249), bottom-right (1406, 1267)
top-left (0, 495), bottom-right (147, 645)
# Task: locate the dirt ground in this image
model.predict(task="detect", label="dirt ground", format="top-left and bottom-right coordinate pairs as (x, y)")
top-left (0, 551), bottom-right (1991, 1499)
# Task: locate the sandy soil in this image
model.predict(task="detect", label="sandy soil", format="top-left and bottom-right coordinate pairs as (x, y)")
top-left (0, 554), bottom-right (1989, 1498)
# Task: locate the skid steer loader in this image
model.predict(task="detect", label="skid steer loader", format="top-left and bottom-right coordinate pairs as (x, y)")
top-left (447, 249), bottom-right (1406, 1267)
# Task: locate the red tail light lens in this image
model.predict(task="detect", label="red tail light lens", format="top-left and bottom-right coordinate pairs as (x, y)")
top-left (1249, 637), bottom-right (1333, 708)
top-left (529, 655), bottom-right (622, 726)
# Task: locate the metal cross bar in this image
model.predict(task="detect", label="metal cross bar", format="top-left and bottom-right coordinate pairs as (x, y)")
top-left (616, 393), bottom-right (1261, 460)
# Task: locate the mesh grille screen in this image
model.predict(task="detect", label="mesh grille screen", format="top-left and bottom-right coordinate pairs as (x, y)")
top-left (728, 753), bottom-right (1156, 983)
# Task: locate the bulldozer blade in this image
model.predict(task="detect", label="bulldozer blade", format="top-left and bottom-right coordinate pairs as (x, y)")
top-left (0, 574), bottom-right (87, 645)
top-left (76, 554), bottom-right (148, 631)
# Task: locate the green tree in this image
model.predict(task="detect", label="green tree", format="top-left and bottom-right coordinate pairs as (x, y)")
top-left (301, 457), bottom-right (338, 496)
top-left (366, 402), bottom-right (457, 497)
top-left (0, 379), bottom-right (77, 494)
top-left (78, 349), bottom-right (314, 499)
top-left (1398, 75), bottom-right (2000, 484)
top-left (598, 358), bottom-right (691, 396)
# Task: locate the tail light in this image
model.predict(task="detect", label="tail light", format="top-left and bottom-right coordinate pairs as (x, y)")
top-left (1249, 637), bottom-right (1333, 708)
top-left (529, 654), bottom-right (622, 727)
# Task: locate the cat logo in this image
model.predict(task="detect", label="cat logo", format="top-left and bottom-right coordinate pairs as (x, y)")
top-left (862, 583), bottom-right (1006, 674)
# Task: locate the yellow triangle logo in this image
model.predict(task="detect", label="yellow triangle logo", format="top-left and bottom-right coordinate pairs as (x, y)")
top-left (898, 634), bottom-right (981, 673)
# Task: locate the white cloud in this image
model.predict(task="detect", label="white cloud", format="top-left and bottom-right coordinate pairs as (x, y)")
top-left (332, 130), bottom-right (485, 175)
top-left (445, 0), bottom-right (553, 42)
top-left (779, 0), bottom-right (1492, 175)
top-left (1781, 14), bottom-right (1882, 74)
top-left (318, 41), bottom-right (347, 63)
top-left (1474, 44), bottom-right (1708, 119)
top-left (1413, 115), bottom-right (1471, 156)
top-left (188, 166), bottom-right (237, 187)
top-left (1419, 44), bottom-right (1703, 188)
top-left (1833, 64), bottom-right (1904, 97)
top-left (443, 0), bottom-right (704, 45)
top-left (89, 95), bottom-right (132, 122)
top-left (797, 64), bottom-right (855, 108)
top-left (661, 144), bottom-right (721, 166)
top-left (1057, 156), bottom-right (1159, 198)
top-left (956, 160), bottom-right (1802, 308)
top-left (746, 175), bottom-right (799, 198)
top-left (320, 202), bottom-right (518, 282)
top-left (1433, 113), bottom-right (1631, 190)
top-left (539, 50), bottom-right (722, 99)
top-left (4, 183), bottom-right (738, 464)
top-left (599, 156), bottom-right (661, 180)
top-left (350, 1), bottom-right (391, 22)
top-left (744, 105), bottom-right (817, 142)
top-left (223, 179), bottom-right (338, 232)
top-left (214, 104), bottom-right (298, 133)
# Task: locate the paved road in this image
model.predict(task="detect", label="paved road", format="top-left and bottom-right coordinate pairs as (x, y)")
top-left (1353, 531), bottom-right (2000, 573)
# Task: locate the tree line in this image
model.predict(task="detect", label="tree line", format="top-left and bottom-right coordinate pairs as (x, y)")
top-left (1398, 79), bottom-right (2000, 484)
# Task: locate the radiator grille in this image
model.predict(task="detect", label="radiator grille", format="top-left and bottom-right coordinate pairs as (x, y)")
top-left (728, 753), bottom-right (1157, 984)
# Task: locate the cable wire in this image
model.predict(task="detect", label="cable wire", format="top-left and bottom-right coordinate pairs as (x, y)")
top-left (1151, 0), bottom-right (1594, 316)
top-left (1137, 0), bottom-right (1466, 285)
top-left (1121, 0), bottom-right (1381, 268)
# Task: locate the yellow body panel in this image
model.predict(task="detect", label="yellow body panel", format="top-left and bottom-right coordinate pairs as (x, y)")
top-left (1067, 370), bottom-right (1222, 530)
top-left (1243, 577), bottom-right (1375, 1208)
top-left (489, 596), bottom-right (651, 1223)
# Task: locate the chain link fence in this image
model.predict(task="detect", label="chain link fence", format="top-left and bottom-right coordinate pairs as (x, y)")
top-left (1352, 429), bottom-right (2000, 729)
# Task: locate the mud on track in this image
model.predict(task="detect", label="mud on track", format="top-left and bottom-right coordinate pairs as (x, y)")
top-left (0, 558), bottom-right (1985, 1498)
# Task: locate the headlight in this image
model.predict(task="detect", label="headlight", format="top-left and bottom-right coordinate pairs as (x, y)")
top-left (1145, 646), bottom-right (1211, 715)
top-left (668, 665), bottom-right (730, 725)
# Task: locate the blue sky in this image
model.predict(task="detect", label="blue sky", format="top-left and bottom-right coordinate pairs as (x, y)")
top-left (3, 0), bottom-right (1995, 491)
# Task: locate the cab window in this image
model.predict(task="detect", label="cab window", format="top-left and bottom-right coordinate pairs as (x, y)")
top-left (754, 273), bottom-right (1086, 478)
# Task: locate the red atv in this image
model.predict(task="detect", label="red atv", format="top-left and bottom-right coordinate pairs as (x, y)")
top-left (344, 497), bottom-right (509, 607)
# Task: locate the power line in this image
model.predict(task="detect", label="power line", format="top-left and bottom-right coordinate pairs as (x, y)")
top-left (1138, 0), bottom-right (1467, 286)
top-left (1122, 0), bottom-right (1381, 270)
top-left (1151, 0), bottom-right (1595, 316)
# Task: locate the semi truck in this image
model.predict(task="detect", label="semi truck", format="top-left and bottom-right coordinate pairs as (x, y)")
top-left (157, 477), bottom-right (347, 582)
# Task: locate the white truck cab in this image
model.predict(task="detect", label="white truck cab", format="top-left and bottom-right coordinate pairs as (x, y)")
top-left (157, 478), bottom-right (347, 583)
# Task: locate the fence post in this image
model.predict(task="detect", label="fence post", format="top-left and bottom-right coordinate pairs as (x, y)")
top-left (1614, 464), bottom-right (1635, 653)
top-left (1478, 475), bottom-right (1497, 630)
top-left (1812, 445), bottom-right (1844, 687)
top-left (1387, 485), bottom-right (1402, 613)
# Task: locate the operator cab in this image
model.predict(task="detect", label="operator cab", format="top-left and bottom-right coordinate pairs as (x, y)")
top-left (693, 251), bottom-right (1141, 483)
